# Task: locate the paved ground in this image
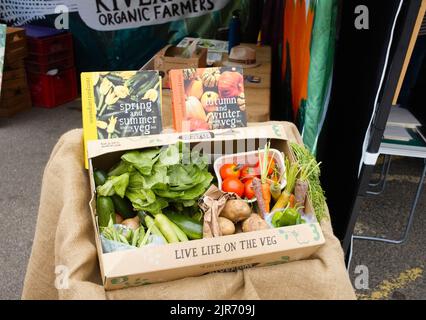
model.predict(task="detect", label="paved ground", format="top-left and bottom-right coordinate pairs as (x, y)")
top-left (0, 101), bottom-right (424, 299)
top-left (0, 102), bottom-right (81, 300)
top-left (350, 156), bottom-right (425, 300)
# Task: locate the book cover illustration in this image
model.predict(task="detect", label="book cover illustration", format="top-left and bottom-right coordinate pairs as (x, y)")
top-left (81, 70), bottom-right (162, 167)
top-left (170, 66), bottom-right (247, 132)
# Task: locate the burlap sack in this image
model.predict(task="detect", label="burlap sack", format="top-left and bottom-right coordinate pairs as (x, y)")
top-left (22, 122), bottom-right (356, 300)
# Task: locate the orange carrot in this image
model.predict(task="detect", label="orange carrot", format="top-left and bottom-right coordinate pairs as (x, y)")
top-left (261, 182), bottom-right (271, 213)
top-left (259, 143), bottom-right (273, 214)
top-left (289, 194), bottom-right (296, 208)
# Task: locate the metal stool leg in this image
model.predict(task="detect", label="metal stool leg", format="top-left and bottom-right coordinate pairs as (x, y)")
top-left (367, 155), bottom-right (392, 195)
top-left (354, 158), bottom-right (426, 244)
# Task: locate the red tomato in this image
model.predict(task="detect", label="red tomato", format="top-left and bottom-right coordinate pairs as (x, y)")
top-left (244, 178), bottom-right (255, 199)
top-left (220, 163), bottom-right (241, 180)
top-left (256, 155), bottom-right (276, 176)
top-left (222, 177), bottom-right (245, 197)
top-left (240, 165), bottom-right (260, 181)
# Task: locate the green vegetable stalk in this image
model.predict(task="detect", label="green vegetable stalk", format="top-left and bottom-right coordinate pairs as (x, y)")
top-left (290, 142), bottom-right (327, 222)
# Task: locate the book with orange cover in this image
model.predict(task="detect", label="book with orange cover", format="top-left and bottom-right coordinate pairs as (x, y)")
top-left (170, 67), bottom-right (247, 132)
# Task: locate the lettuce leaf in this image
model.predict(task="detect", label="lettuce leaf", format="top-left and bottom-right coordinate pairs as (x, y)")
top-left (97, 173), bottom-right (130, 198)
top-left (158, 144), bottom-right (180, 166)
top-left (126, 188), bottom-right (167, 214)
top-left (108, 143), bottom-right (213, 215)
top-left (128, 164), bottom-right (169, 191)
top-left (121, 149), bottom-right (160, 175)
top-left (125, 188), bottom-right (156, 207)
top-left (108, 160), bottom-right (133, 177)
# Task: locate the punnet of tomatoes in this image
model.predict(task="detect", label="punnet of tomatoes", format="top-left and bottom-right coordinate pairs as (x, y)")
top-left (219, 153), bottom-right (279, 200)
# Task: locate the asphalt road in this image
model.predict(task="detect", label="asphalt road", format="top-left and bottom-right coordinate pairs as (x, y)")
top-left (349, 156), bottom-right (425, 300)
top-left (0, 102), bottom-right (424, 299)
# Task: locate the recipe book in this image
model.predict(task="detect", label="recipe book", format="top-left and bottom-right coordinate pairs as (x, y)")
top-left (81, 70), bottom-right (163, 168)
top-left (169, 66), bottom-right (247, 132)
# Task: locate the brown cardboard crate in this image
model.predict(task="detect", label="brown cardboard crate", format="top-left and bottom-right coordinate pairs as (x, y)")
top-left (154, 45), bottom-right (207, 89)
top-left (87, 125), bottom-right (325, 290)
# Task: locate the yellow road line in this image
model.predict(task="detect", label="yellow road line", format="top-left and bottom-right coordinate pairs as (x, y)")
top-left (357, 266), bottom-right (423, 300)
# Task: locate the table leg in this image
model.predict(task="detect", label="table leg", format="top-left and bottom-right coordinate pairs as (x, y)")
top-left (354, 158), bottom-right (426, 244)
top-left (367, 155), bottom-right (392, 195)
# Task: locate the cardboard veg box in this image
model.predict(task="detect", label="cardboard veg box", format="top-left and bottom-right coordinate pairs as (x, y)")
top-left (87, 124), bottom-right (325, 290)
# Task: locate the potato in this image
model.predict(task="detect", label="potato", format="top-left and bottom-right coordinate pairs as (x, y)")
top-left (219, 217), bottom-right (236, 236)
top-left (122, 216), bottom-right (140, 230)
top-left (220, 200), bottom-right (251, 223)
top-left (242, 214), bottom-right (270, 233)
top-left (115, 214), bottom-right (124, 224)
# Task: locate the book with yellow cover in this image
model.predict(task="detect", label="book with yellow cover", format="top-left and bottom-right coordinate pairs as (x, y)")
top-left (169, 66), bottom-right (247, 132)
top-left (81, 70), bottom-right (162, 168)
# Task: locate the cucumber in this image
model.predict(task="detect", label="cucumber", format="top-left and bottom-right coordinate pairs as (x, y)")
top-left (94, 169), bottom-right (135, 219)
top-left (154, 214), bottom-right (179, 243)
top-left (94, 169), bottom-right (108, 187)
top-left (111, 196), bottom-right (135, 219)
top-left (166, 213), bottom-right (203, 240)
top-left (169, 221), bottom-right (189, 242)
top-left (97, 196), bottom-right (116, 228)
top-left (144, 215), bottom-right (167, 243)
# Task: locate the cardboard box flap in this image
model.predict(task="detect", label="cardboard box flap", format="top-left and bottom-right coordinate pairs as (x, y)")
top-left (87, 124), bottom-right (289, 160)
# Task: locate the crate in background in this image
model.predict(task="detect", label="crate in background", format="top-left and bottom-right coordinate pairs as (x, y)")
top-left (27, 32), bottom-right (73, 56)
top-left (25, 55), bottom-right (74, 74)
top-left (4, 27), bottom-right (27, 66)
top-left (26, 50), bottom-right (73, 67)
top-left (0, 70), bottom-right (32, 117)
top-left (0, 27), bottom-right (32, 117)
top-left (27, 67), bottom-right (78, 108)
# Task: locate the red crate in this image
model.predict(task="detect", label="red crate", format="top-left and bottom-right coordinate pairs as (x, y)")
top-left (27, 50), bottom-right (72, 65)
top-left (27, 67), bottom-right (78, 108)
top-left (27, 32), bottom-right (73, 56)
top-left (26, 55), bottom-right (75, 74)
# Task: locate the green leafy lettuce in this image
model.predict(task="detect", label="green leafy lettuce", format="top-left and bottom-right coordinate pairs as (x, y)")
top-left (98, 143), bottom-right (213, 215)
top-left (97, 173), bottom-right (130, 198)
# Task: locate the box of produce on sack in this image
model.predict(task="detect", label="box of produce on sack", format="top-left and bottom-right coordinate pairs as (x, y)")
top-left (87, 124), bottom-right (326, 290)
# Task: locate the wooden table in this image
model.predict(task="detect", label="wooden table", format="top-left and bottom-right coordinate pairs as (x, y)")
top-left (161, 44), bottom-right (271, 128)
